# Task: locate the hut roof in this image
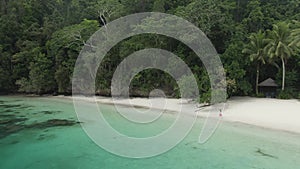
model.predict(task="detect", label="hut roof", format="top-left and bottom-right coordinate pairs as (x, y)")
top-left (258, 78), bottom-right (278, 87)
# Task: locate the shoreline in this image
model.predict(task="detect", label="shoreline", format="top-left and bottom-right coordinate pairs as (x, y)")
top-left (2, 95), bottom-right (300, 134)
top-left (57, 95), bottom-right (300, 134)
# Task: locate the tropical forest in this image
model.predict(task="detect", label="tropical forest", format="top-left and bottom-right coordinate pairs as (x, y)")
top-left (0, 0), bottom-right (300, 102)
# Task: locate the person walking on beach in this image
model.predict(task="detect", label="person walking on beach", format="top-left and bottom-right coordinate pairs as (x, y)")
top-left (219, 109), bottom-right (223, 117)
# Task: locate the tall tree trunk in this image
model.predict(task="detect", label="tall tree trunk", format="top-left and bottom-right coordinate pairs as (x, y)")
top-left (281, 57), bottom-right (285, 91)
top-left (236, 0), bottom-right (240, 21)
top-left (256, 64), bottom-right (260, 95)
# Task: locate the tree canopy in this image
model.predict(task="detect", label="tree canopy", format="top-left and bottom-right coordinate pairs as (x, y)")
top-left (0, 0), bottom-right (299, 100)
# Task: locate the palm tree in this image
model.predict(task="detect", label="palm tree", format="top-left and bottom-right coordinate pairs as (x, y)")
top-left (243, 30), bottom-right (269, 95)
top-left (265, 22), bottom-right (296, 91)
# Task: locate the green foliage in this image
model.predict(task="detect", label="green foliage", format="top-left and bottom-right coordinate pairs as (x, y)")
top-left (0, 46), bottom-right (13, 92)
top-left (16, 48), bottom-right (55, 94)
top-left (176, 75), bottom-right (198, 99)
top-left (199, 90), bottom-right (211, 104)
top-left (256, 93), bottom-right (265, 98)
top-left (47, 19), bottom-right (99, 93)
top-left (175, 0), bottom-right (229, 52)
top-left (276, 69), bottom-right (298, 89)
top-left (85, 0), bottom-right (125, 22)
top-left (243, 30), bottom-right (269, 95)
top-left (0, 0), bottom-right (300, 100)
top-left (277, 88), bottom-right (295, 100)
top-left (266, 22), bottom-right (297, 91)
top-left (226, 78), bottom-right (237, 96)
top-left (243, 30), bottom-right (269, 64)
top-left (16, 78), bottom-right (32, 93)
top-left (222, 40), bottom-right (252, 96)
top-left (153, 0), bottom-right (166, 12)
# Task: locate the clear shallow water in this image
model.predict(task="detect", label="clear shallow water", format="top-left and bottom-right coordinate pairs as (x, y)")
top-left (0, 96), bottom-right (300, 169)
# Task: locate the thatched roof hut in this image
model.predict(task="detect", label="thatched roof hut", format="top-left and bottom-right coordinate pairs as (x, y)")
top-left (258, 78), bottom-right (278, 98)
top-left (258, 78), bottom-right (278, 87)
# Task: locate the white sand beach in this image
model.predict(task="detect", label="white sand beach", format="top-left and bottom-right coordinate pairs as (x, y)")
top-left (64, 96), bottom-right (300, 134)
top-left (223, 97), bottom-right (300, 133)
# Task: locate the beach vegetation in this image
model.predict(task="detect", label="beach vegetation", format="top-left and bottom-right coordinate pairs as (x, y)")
top-left (0, 0), bottom-right (299, 101)
top-left (277, 88), bottom-right (295, 100)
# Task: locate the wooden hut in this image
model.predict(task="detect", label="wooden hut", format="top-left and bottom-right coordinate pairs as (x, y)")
top-left (258, 78), bottom-right (278, 98)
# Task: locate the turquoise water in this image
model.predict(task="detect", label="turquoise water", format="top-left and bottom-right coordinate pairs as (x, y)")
top-left (0, 96), bottom-right (300, 169)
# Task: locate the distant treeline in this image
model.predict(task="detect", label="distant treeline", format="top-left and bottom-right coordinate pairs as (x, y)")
top-left (0, 0), bottom-right (299, 101)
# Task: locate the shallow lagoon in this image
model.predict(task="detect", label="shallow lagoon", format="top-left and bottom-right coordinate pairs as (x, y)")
top-left (0, 96), bottom-right (300, 169)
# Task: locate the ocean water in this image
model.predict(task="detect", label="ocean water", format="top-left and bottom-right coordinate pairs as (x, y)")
top-left (0, 96), bottom-right (300, 169)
